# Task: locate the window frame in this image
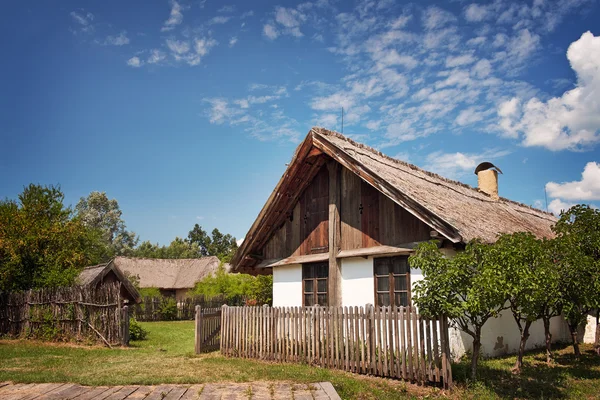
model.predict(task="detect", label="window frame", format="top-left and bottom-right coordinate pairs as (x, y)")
top-left (373, 256), bottom-right (411, 307)
top-left (302, 262), bottom-right (328, 306)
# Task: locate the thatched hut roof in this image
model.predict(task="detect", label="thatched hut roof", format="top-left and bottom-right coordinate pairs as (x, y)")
top-left (77, 261), bottom-right (141, 303)
top-left (113, 256), bottom-right (224, 290)
top-left (233, 127), bottom-right (557, 270)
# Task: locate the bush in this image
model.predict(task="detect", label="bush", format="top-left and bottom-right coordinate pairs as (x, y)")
top-left (158, 297), bottom-right (178, 320)
top-left (129, 317), bottom-right (148, 341)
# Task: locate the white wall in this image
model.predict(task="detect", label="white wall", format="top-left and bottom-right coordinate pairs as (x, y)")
top-left (272, 264), bottom-right (302, 307)
top-left (583, 313), bottom-right (598, 344)
top-left (341, 257), bottom-right (374, 307)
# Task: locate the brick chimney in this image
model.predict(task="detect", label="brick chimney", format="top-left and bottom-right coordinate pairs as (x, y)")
top-left (474, 162), bottom-right (502, 200)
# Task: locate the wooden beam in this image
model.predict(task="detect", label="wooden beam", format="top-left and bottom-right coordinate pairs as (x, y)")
top-left (263, 253), bottom-right (329, 268)
top-left (327, 160), bottom-right (342, 307)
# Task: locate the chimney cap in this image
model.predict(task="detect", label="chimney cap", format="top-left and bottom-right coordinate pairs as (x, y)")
top-left (474, 162), bottom-right (503, 175)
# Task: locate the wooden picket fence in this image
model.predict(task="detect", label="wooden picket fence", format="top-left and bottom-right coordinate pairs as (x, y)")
top-left (220, 305), bottom-right (452, 388)
top-left (0, 283), bottom-right (128, 347)
top-left (194, 307), bottom-right (222, 354)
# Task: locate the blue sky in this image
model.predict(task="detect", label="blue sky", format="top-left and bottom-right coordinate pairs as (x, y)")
top-left (1, 0), bottom-right (600, 246)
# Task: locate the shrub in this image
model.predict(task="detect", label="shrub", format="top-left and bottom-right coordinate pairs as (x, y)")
top-left (159, 297), bottom-right (178, 320)
top-left (129, 317), bottom-right (148, 341)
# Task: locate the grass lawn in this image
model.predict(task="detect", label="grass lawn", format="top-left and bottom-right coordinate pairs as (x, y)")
top-left (0, 321), bottom-right (598, 399)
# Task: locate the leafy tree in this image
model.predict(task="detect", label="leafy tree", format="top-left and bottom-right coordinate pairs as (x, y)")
top-left (187, 224), bottom-right (238, 262)
top-left (131, 238), bottom-right (203, 259)
top-left (75, 191), bottom-right (138, 257)
top-left (411, 241), bottom-right (505, 380)
top-left (491, 233), bottom-right (559, 371)
top-left (190, 264), bottom-right (272, 305)
top-left (552, 205), bottom-right (600, 356)
top-left (0, 184), bottom-right (101, 291)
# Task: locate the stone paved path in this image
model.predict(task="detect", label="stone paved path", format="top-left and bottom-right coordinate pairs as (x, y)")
top-left (0, 382), bottom-right (341, 400)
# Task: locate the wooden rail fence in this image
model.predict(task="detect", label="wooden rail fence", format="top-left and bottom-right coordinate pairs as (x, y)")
top-left (220, 305), bottom-right (452, 388)
top-left (194, 306), bottom-right (222, 354)
top-left (0, 283), bottom-right (128, 347)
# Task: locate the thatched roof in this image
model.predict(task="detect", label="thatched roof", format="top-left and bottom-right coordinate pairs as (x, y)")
top-left (233, 127), bottom-right (557, 270)
top-left (77, 261), bottom-right (141, 303)
top-left (113, 256), bottom-right (223, 289)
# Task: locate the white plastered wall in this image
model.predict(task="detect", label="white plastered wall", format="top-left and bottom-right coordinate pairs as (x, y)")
top-left (341, 257), bottom-right (375, 307)
top-left (272, 264), bottom-right (303, 307)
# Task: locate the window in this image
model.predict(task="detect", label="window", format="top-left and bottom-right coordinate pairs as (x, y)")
top-left (374, 256), bottom-right (410, 307)
top-left (303, 262), bottom-right (328, 306)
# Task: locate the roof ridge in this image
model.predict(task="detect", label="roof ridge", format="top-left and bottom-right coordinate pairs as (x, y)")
top-left (114, 256), bottom-right (218, 262)
top-left (312, 126), bottom-right (555, 219)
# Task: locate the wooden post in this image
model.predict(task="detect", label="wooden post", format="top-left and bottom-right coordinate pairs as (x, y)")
top-left (327, 160), bottom-right (342, 307)
top-left (195, 305), bottom-right (202, 354)
top-left (121, 305), bottom-right (129, 346)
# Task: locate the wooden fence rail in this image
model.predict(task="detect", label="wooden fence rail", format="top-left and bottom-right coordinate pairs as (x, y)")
top-left (220, 305), bottom-right (452, 388)
top-left (0, 283), bottom-right (127, 346)
top-left (194, 306), bottom-right (222, 354)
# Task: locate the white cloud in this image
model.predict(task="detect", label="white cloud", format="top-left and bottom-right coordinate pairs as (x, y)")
top-left (70, 10), bottom-right (94, 34)
top-left (166, 38), bottom-right (190, 55)
top-left (374, 49), bottom-right (418, 70)
top-left (498, 31), bottom-right (600, 150)
top-left (464, 4), bottom-right (490, 22)
top-left (424, 149), bottom-right (510, 178)
top-left (162, 0), bottom-right (184, 32)
top-left (471, 59), bottom-right (492, 78)
top-left (422, 6), bottom-right (457, 31)
top-left (210, 16), bottom-right (231, 25)
top-left (148, 49), bottom-right (166, 64)
top-left (445, 54), bottom-right (476, 68)
top-left (546, 162), bottom-right (600, 201)
top-left (263, 24), bottom-right (279, 40)
top-left (455, 107), bottom-right (484, 126)
top-left (127, 56), bottom-right (142, 68)
top-left (311, 92), bottom-right (356, 111)
top-left (195, 37), bottom-right (217, 57)
top-left (205, 98), bottom-right (241, 124)
top-left (548, 198), bottom-right (577, 216)
top-left (103, 31), bottom-right (129, 46)
top-left (229, 37), bottom-right (238, 47)
top-left (236, 237), bottom-right (245, 246)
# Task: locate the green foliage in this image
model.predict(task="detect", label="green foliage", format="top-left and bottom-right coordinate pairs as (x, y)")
top-left (187, 224), bottom-right (238, 263)
top-left (410, 240), bottom-right (505, 379)
top-left (552, 205), bottom-right (600, 352)
top-left (128, 318), bottom-right (148, 341)
top-left (75, 191), bottom-right (138, 258)
top-left (0, 184), bottom-right (102, 292)
top-left (131, 238), bottom-right (204, 259)
top-left (158, 297), bottom-right (178, 320)
top-left (139, 287), bottom-right (162, 298)
top-left (190, 264), bottom-right (272, 305)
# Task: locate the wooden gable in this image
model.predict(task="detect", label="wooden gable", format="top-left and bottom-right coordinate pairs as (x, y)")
top-left (260, 161), bottom-right (431, 262)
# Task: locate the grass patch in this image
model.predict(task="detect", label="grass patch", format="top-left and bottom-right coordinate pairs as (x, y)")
top-left (0, 321), bottom-right (598, 399)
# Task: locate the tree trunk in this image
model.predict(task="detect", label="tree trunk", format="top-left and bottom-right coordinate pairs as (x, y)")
top-left (543, 317), bottom-right (553, 364)
top-left (513, 321), bottom-right (532, 374)
top-left (470, 327), bottom-right (482, 380)
top-left (569, 323), bottom-right (581, 357)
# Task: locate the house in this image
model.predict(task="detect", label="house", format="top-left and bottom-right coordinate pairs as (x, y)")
top-left (77, 261), bottom-right (142, 305)
top-left (232, 127), bottom-right (577, 358)
top-left (113, 256), bottom-right (225, 302)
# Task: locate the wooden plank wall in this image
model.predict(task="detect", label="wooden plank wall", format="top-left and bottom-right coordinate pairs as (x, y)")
top-left (264, 166), bottom-right (329, 259)
top-left (341, 168), bottom-right (432, 251)
top-left (220, 305), bottom-right (453, 389)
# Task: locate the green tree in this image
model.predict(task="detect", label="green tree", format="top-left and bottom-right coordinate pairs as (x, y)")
top-left (131, 238), bottom-right (203, 259)
top-left (187, 224), bottom-right (238, 262)
top-left (491, 233), bottom-right (559, 371)
top-left (0, 184), bottom-right (101, 291)
top-left (552, 205), bottom-right (600, 356)
top-left (410, 240), bottom-right (505, 380)
top-left (75, 191), bottom-right (138, 258)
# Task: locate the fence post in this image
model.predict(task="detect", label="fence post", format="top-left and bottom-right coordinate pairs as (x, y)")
top-left (122, 305), bottom-right (129, 346)
top-left (195, 305), bottom-right (202, 354)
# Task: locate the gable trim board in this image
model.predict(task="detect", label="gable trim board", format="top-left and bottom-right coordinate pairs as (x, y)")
top-left (77, 261), bottom-right (142, 304)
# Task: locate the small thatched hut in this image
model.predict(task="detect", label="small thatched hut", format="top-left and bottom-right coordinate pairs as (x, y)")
top-left (113, 256), bottom-right (226, 301)
top-left (77, 261), bottom-right (142, 304)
